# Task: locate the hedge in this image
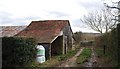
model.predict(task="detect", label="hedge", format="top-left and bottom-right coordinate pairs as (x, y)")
top-left (2, 37), bottom-right (37, 67)
top-left (95, 25), bottom-right (119, 66)
top-left (117, 23), bottom-right (120, 67)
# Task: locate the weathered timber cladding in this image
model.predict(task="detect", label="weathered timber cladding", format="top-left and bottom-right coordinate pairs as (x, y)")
top-left (63, 24), bottom-right (73, 52)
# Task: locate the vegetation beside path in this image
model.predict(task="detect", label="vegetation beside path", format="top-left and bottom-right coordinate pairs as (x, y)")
top-left (28, 45), bottom-right (80, 67)
top-left (95, 47), bottom-right (118, 67)
top-left (94, 28), bottom-right (118, 67)
top-left (76, 48), bottom-right (92, 66)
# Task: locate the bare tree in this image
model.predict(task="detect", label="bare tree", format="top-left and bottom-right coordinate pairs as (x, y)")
top-left (104, 1), bottom-right (120, 22)
top-left (81, 9), bottom-right (117, 34)
top-left (104, 1), bottom-right (120, 10)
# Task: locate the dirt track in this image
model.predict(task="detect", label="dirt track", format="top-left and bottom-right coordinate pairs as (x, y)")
top-left (58, 47), bottom-right (84, 67)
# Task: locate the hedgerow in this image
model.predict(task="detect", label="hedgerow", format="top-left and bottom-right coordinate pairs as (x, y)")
top-left (2, 37), bottom-right (37, 67)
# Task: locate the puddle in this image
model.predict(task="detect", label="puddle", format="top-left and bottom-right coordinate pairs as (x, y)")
top-left (82, 48), bottom-right (98, 67)
top-left (82, 58), bottom-right (93, 67)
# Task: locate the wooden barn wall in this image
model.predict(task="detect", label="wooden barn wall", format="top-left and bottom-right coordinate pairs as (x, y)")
top-left (63, 24), bottom-right (73, 51)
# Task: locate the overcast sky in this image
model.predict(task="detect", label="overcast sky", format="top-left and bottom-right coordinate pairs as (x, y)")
top-left (0, 0), bottom-right (118, 33)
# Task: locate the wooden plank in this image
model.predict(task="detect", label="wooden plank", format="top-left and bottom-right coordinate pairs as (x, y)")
top-left (49, 43), bottom-right (51, 59)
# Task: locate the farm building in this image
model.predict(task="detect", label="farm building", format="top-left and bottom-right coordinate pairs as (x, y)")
top-left (16, 20), bottom-right (74, 59)
top-left (0, 26), bottom-right (26, 37)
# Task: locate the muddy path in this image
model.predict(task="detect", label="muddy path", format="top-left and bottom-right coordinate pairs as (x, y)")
top-left (81, 47), bottom-right (101, 67)
top-left (58, 47), bottom-right (84, 67)
top-left (58, 46), bottom-right (101, 67)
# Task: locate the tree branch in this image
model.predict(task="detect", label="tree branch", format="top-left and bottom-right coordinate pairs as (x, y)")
top-left (106, 5), bottom-right (120, 10)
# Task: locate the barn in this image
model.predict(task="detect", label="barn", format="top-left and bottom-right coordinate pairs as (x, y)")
top-left (0, 26), bottom-right (26, 37)
top-left (16, 20), bottom-right (74, 59)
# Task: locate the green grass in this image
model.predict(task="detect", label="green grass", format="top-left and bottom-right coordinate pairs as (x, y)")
top-left (76, 48), bottom-right (92, 64)
top-left (57, 50), bottom-right (77, 61)
top-left (27, 48), bottom-right (79, 67)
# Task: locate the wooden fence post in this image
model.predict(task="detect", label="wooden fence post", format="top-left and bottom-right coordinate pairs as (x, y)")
top-left (103, 45), bottom-right (106, 55)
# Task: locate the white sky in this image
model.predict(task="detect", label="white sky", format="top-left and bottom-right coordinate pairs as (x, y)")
top-left (0, 0), bottom-right (118, 33)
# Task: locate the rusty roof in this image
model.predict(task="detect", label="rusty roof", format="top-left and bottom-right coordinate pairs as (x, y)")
top-left (0, 26), bottom-right (27, 37)
top-left (16, 20), bottom-right (71, 43)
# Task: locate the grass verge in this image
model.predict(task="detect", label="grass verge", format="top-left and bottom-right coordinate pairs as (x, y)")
top-left (27, 47), bottom-right (79, 67)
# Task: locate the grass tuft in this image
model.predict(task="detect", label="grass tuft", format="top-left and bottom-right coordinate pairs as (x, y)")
top-left (76, 48), bottom-right (92, 64)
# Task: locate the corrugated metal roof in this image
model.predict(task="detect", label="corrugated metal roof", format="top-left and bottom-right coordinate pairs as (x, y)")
top-left (0, 26), bottom-right (26, 37)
